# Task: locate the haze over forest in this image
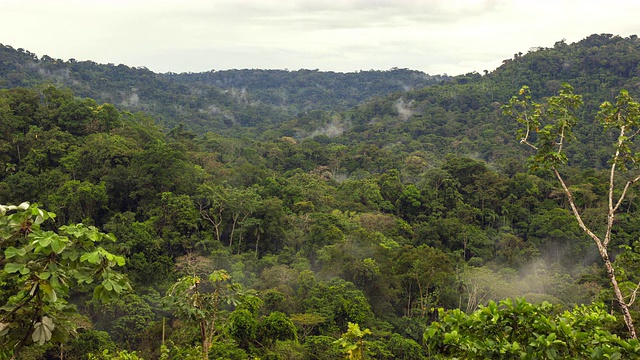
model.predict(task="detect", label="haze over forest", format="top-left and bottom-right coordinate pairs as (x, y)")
top-left (3, 33), bottom-right (640, 359)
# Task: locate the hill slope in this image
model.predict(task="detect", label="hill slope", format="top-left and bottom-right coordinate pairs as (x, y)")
top-left (2, 33), bottom-right (640, 169)
top-left (0, 44), bottom-right (446, 134)
top-left (316, 34), bottom-right (640, 172)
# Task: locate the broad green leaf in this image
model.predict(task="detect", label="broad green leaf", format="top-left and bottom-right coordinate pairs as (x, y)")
top-left (112, 281), bottom-right (123, 293)
top-left (34, 213), bottom-right (44, 225)
top-left (209, 269), bottom-right (230, 282)
top-left (105, 252), bottom-right (115, 262)
top-left (4, 246), bottom-right (26, 258)
top-left (36, 236), bottom-right (52, 248)
top-left (103, 279), bottom-right (113, 291)
top-left (65, 249), bottom-right (80, 261)
top-left (80, 251), bottom-right (101, 264)
top-left (60, 224), bottom-right (83, 237)
top-left (50, 237), bottom-right (66, 254)
top-left (93, 284), bottom-right (107, 300)
top-left (87, 229), bottom-right (100, 242)
top-left (4, 263), bottom-right (25, 274)
top-left (115, 255), bottom-right (125, 266)
top-left (74, 272), bottom-right (93, 284)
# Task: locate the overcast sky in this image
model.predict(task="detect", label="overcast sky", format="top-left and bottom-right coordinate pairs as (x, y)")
top-left (2, 0), bottom-right (639, 76)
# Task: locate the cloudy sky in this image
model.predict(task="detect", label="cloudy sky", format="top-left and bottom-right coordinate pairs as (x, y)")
top-left (2, 0), bottom-right (639, 76)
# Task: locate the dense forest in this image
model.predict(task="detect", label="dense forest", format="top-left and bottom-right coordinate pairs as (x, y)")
top-left (0, 45), bottom-right (446, 136)
top-left (2, 33), bottom-right (640, 359)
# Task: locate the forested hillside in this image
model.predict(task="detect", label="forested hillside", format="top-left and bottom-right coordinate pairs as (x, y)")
top-left (2, 34), bottom-right (640, 359)
top-left (0, 45), bottom-right (446, 135)
top-left (325, 34), bottom-right (640, 172)
top-left (167, 68), bottom-right (444, 112)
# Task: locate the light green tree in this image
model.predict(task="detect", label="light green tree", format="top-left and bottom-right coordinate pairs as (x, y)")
top-left (335, 322), bottom-right (371, 360)
top-left (0, 202), bottom-right (130, 358)
top-left (424, 298), bottom-right (640, 358)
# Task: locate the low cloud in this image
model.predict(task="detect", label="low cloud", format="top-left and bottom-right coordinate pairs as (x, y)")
top-left (309, 116), bottom-right (349, 138)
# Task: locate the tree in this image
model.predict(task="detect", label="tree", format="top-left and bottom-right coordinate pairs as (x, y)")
top-left (48, 180), bottom-right (108, 225)
top-left (385, 333), bottom-right (425, 360)
top-left (503, 84), bottom-right (640, 338)
top-left (393, 245), bottom-right (454, 317)
top-left (196, 183), bottom-right (227, 243)
top-left (258, 311), bottom-right (297, 349)
top-left (226, 187), bottom-right (261, 248)
top-left (460, 266), bottom-right (513, 314)
top-left (227, 308), bottom-right (257, 350)
top-left (0, 202), bottom-right (130, 358)
top-left (301, 278), bottom-right (374, 334)
top-left (164, 269), bottom-right (241, 360)
top-left (335, 322), bottom-right (371, 360)
top-left (290, 313), bottom-right (326, 340)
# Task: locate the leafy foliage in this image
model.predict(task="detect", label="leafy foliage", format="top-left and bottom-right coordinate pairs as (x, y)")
top-left (335, 322), bottom-right (371, 360)
top-left (3, 34), bottom-right (640, 358)
top-left (0, 202), bottom-right (129, 357)
top-left (424, 298), bottom-right (640, 359)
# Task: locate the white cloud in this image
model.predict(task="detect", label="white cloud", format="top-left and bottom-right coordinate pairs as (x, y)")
top-left (0, 0), bottom-right (638, 75)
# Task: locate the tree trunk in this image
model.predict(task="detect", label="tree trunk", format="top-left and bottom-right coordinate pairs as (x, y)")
top-left (603, 251), bottom-right (637, 339)
top-left (200, 320), bottom-right (208, 360)
top-left (554, 168), bottom-right (637, 339)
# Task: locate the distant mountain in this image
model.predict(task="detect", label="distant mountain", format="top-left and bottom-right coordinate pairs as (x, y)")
top-left (0, 44), bottom-right (447, 134)
top-left (167, 68), bottom-right (446, 112)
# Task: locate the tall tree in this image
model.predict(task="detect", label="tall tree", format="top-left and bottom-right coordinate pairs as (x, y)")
top-left (503, 84), bottom-right (640, 338)
top-left (165, 269), bottom-right (241, 360)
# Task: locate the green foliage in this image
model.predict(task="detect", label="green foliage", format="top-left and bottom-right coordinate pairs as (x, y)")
top-left (303, 335), bottom-right (344, 360)
top-left (258, 311), bottom-right (298, 348)
top-left (207, 341), bottom-right (248, 360)
top-left (385, 333), bottom-right (425, 360)
top-left (164, 269), bottom-right (246, 359)
top-left (502, 84), bottom-right (583, 169)
top-left (63, 330), bottom-right (117, 360)
top-left (302, 278), bottom-right (374, 333)
top-left (0, 202), bottom-right (130, 357)
top-left (4, 35), bottom-right (640, 358)
top-left (88, 349), bottom-right (144, 360)
top-left (227, 309), bottom-right (257, 350)
top-left (424, 298), bottom-right (640, 359)
top-left (85, 292), bottom-right (157, 351)
top-left (597, 89), bottom-right (640, 170)
top-left (393, 245), bottom-right (455, 317)
top-left (335, 322), bottom-right (372, 360)
top-left (0, 45), bottom-right (444, 135)
top-left (506, 81), bottom-right (640, 338)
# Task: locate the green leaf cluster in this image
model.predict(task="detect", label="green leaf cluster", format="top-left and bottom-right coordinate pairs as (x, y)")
top-left (424, 298), bottom-right (640, 359)
top-left (0, 202), bottom-right (130, 357)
